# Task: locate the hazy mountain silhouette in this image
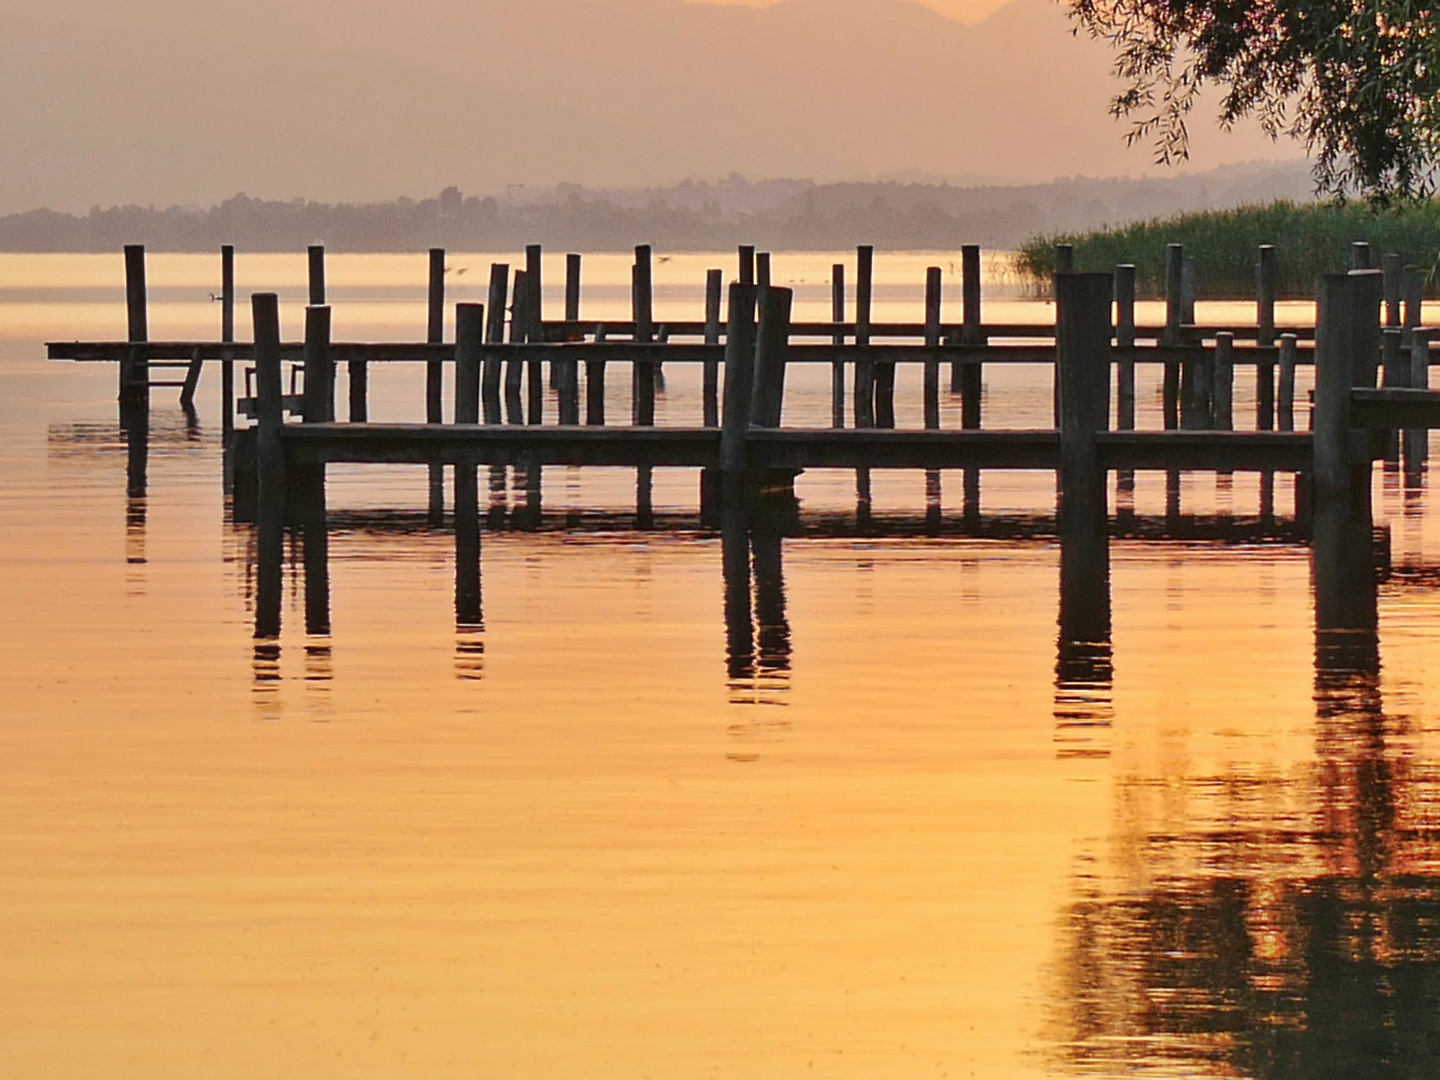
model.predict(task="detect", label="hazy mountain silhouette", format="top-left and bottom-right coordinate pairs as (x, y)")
top-left (0, 0), bottom-right (1301, 214)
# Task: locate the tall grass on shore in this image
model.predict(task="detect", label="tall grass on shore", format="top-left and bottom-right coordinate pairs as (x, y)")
top-left (1017, 200), bottom-right (1440, 298)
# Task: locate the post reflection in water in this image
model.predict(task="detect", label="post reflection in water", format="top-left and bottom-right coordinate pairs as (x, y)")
top-left (1053, 616), bottom-right (1440, 1077)
top-left (454, 460), bottom-right (486, 680)
top-left (720, 509), bottom-right (792, 708)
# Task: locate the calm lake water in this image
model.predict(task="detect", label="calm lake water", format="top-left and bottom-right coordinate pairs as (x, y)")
top-left (3, 251), bottom-right (1440, 1078)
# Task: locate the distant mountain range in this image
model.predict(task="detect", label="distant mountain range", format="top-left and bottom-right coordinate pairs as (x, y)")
top-left (0, 0), bottom-right (1303, 215)
top-left (0, 162), bottom-right (1318, 252)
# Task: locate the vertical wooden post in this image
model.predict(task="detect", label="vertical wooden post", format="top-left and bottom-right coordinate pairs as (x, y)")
top-left (1213, 331), bottom-right (1234, 430)
top-left (1404, 270), bottom-right (1424, 342)
top-left (704, 268), bottom-right (723, 428)
top-left (854, 245), bottom-right (874, 428)
top-left (587, 322), bottom-right (607, 426)
top-left (561, 253), bottom-right (581, 407)
top-left (719, 283), bottom-right (760, 486)
top-left (756, 251), bottom-right (771, 289)
top-left (1056, 272), bottom-right (1113, 647)
top-left (1163, 240), bottom-right (1183, 392)
top-left (455, 303), bottom-right (484, 425)
top-left (923, 266), bottom-right (941, 430)
top-left (1405, 327), bottom-right (1430, 479)
top-left (1113, 264), bottom-right (1136, 430)
top-left (1277, 334), bottom-right (1298, 431)
top-left (751, 286), bottom-right (793, 428)
top-left (506, 271), bottom-right (527, 424)
top-left (427, 248), bottom-right (447, 522)
top-left (525, 244), bottom-right (542, 340)
top-left (121, 243), bottom-right (149, 415)
top-left (831, 263), bottom-right (846, 428)
top-left (1351, 241), bottom-right (1374, 270)
top-left (1312, 271), bottom-right (1378, 641)
top-left (1054, 244), bottom-right (1074, 274)
top-left (220, 244), bottom-right (236, 490)
top-left (1382, 252), bottom-right (1403, 327)
top-left (1254, 244), bottom-right (1277, 432)
top-left (738, 245), bottom-right (755, 286)
top-left (302, 304), bottom-right (333, 424)
top-left (483, 263), bottom-right (508, 424)
top-left (1181, 256), bottom-right (1197, 324)
top-left (308, 244), bottom-right (326, 306)
top-left (956, 244), bottom-right (982, 393)
top-left (565, 253), bottom-right (581, 325)
top-left (632, 245), bottom-right (655, 425)
top-left (1381, 326), bottom-right (1404, 465)
top-left (252, 292), bottom-right (285, 640)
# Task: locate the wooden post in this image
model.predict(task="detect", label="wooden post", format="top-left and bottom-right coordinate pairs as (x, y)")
top-left (1054, 244), bottom-right (1074, 274)
top-left (1404, 270), bottom-right (1424, 341)
top-left (506, 271), bottom-right (526, 424)
top-left (525, 244), bottom-right (542, 340)
top-left (738, 245), bottom-right (756, 286)
top-left (1381, 327), bottom-right (1404, 465)
top-left (632, 246), bottom-right (655, 426)
top-left (252, 292), bottom-right (285, 641)
top-left (1055, 272), bottom-right (1113, 647)
top-left (956, 244), bottom-right (983, 394)
top-left (1213, 331), bottom-right (1234, 430)
top-left (455, 303), bottom-right (484, 425)
top-left (1277, 333), bottom-right (1298, 431)
top-left (854, 245), bottom-right (875, 428)
top-left (756, 251), bottom-right (771, 289)
top-left (1351, 241), bottom-right (1374, 270)
top-left (587, 322), bottom-right (607, 427)
top-left (1162, 243), bottom-right (1183, 432)
top-left (1255, 245), bottom-right (1277, 431)
top-left (923, 266), bottom-right (941, 430)
top-left (426, 248), bottom-right (447, 521)
top-left (220, 244), bottom-right (236, 491)
top-left (121, 244), bottom-right (148, 417)
top-left (1405, 327), bottom-right (1430, 478)
top-left (719, 283), bottom-right (760, 485)
top-left (482, 264), bottom-right (508, 424)
top-left (1382, 252), bottom-right (1403, 327)
top-left (307, 244), bottom-right (326, 306)
top-left (831, 263), bottom-right (846, 428)
top-left (565, 253), bottom-right (581, 325)
top-left (302, 304), bottom-right (333, 424)
top-left (1114, 263), bottom-right (1136, 430)
top-left (704, 268), bottom-right (723, 428)
top-left (1312, 271), bottom-right (1378, 641)
top-left (751, 286), bottom-right (793, 428)
top-left (1181, 256), bottom-right (1197, 324)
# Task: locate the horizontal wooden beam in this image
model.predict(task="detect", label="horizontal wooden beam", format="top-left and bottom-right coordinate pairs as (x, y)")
top-left (1350, 388), bottom-right (1440, 429)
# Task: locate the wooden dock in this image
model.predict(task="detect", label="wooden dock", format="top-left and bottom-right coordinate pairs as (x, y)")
top-left (47, 241), bottom-right (1439, 661)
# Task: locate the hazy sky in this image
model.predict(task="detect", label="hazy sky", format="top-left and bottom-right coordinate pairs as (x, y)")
top-left (694, 0), bottom-right (1010, 19)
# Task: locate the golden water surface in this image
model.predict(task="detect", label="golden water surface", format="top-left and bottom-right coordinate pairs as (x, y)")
top-left (2, 252), bottom-right (1438, 1078)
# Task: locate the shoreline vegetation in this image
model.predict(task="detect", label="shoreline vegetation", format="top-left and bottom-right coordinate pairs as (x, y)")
top-left (1017, 200), bottom-right (1440, 298)
top-left (0, 164), bottom-right (1311, 255)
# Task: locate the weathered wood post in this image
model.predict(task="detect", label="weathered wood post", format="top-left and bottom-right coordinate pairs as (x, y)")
top-left (121, 244), bottom-right (149, 419)
top-left (565, 253), bottom-right (581, 325)
top-left (483, 263), bottom-right (508, 424)
top-left (954, 244), bottom-right (983, 395)
top-left (559, 253), bottom-right (582, 418)
top-left (1351, 241), bottom-right (1374, 271)
top-left (587, 322), bottom-right (607, 426)
top-left (525, 244), bottom-right (542, 339)
top-left (426, 248), bottom-right (447, 521)
top-left (253, 292), bottom-right (285, 641)
top-left (302, 304), bottom-right (333, 424)
top-left (308, 245), bottom-right (326, 305)
top-left (220, 244), bottom-right (237, 491)
top-left (739, 245), bottom-right (756, 286)
top-left (923, 266), bottom-right (942, 430)
top-left (1404, 270), bottom-right (1424, 341)
top-left (506, 271), bottom-right (527, 424)
top-left (751, 286), bottom-right (793, 428)
top-left (1181, 255), bottom-right (1197, 324)
top-left (719, 283), bottom-right (760, 501)
top-left (1255, 244), bottom-right (1277, 422)
top-left (1162, 242), bottom-right (1184, 519)
top-left (454, 303), bottom-right (485, 628)
top-left (1381, 327), bottom-right (1405, 465)
top-left (756, 251), bottom-right (771, 289)
top-left (455, 302), bottom-right (484, 426)
top-left (1277, 333), bottom-right (1298, 431)
top-left (1188, 333), bottom-right (1215, 430)
top-left (703, 268), bottom-right (723, 428)
top-left (1056, 272), bottom-right (1113, 648)
top-left (1113, 263), bottom-right (1137, 518)
top-left (854, 245), bottom-right (875, 428)
top-left (1383, 252), bottom-right (1403, 327)
top-left (830, 263), bottom-right (846, 427)
top-left (1312, 270), bottom-right (1379, 649)
top-left (632, 244), bottom-right (655, 425)
top-left (1405, 327), bottom-right (1430, 482)
top-left (1213, 331), bottom-right (1234, 430)
top-left (1054, 244), bottom-right (1074, 274)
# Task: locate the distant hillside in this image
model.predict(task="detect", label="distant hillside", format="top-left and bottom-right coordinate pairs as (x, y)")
top-left (0, 163), bottom-right (1317, 253)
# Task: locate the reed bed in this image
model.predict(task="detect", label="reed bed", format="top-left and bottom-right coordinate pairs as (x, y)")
top-left (1017, 200), bottom-right (1440, 298)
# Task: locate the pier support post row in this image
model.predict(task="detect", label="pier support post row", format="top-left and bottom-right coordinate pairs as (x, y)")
top-left (1312, 271), bottom-right (1380, 660)
top-left (1055, 272), bottom-right (1113, 650)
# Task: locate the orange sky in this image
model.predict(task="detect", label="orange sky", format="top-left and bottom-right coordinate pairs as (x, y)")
top-left (693, 0), bottom-right (1011, 21)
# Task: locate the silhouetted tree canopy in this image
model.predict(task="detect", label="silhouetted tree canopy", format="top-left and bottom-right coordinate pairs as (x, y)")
top-left (1065, 0), bottom-right (1440, 202)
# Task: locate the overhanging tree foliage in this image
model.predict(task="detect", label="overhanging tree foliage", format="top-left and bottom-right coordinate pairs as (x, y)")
top-left (1065, 0), bottom-right (1440, 202)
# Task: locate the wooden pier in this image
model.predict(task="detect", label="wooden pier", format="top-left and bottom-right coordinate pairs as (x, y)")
top-left (47, 242), bottom-right (1439, 663)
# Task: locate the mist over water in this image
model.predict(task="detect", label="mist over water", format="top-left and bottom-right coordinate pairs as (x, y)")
top-left (3, 251), bottom-right (1439, 1077)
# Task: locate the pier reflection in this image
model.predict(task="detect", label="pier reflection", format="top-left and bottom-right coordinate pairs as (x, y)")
top-left (721, 510), bottom-right (793, 705)
top-left (1053, 627), bottom-right (1440, 1078)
